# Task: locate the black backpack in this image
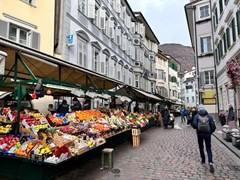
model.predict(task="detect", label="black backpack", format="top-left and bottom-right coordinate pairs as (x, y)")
top-left (198, 115), bottom-right (211, 132)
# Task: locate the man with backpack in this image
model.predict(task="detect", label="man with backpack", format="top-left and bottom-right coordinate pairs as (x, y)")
top-left (192, 104), bottom-right (216, 173)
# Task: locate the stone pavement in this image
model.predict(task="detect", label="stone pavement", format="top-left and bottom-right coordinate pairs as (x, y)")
top-left (56, 117), bottom-right (240, 180)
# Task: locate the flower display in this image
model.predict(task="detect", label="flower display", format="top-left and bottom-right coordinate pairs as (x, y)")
top-left (226, 59), bottom-right (240, 89)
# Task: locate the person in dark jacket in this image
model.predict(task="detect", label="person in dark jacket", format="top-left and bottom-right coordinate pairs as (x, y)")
top-left (71, 97), bottom-right (82, 111)
top-left (162, 107), bottom-right (170, 129)
top-left (133, 102), bottom-right (140, 113)
top-left (227, 105), bottom-right (234, 128)
top-left (57, 100), bottom-right (69, 115)
top-left (192, 104), bottom-right (216, 173)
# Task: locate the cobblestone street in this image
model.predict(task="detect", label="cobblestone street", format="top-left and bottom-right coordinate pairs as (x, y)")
top-left (57, 118), bottom-right (240, 180)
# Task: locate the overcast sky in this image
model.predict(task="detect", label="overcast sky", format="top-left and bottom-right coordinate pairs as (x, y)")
top-left (128, 0), bottom-right (191, 47)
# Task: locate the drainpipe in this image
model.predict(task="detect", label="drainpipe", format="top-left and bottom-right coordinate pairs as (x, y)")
top-left (209, 0), bottom-right (220, 119)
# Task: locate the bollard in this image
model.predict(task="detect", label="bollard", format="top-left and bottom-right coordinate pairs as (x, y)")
top-left (101, 148), bottom-right (114, 169)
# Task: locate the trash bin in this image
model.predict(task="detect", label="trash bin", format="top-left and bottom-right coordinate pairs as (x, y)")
top-left (101, 148), bottom-right (114, 169)
top-left (132, 125), bottom-right (141, 147)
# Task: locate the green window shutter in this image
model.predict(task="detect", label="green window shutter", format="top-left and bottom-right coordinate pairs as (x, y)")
top-left (237, 10), bottom-right (240, 36)
top-left (232, 18), bottom-right (236, 43)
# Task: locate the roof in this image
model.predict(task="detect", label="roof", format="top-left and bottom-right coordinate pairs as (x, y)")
top-left (134, 12), bottom-right (160, 44)
top-left (0, 37), bottom-right (124, 91)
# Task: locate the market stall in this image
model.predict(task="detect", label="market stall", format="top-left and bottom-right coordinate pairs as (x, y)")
top-left (0, 37), bottom-right (157, 179)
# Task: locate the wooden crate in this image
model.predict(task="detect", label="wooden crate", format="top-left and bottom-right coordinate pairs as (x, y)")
top-left (132, 135), bottom-right (140, 147)
top-left (132, 128), bottom-right (141, 136)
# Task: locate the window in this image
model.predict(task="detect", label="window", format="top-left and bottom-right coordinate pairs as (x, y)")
top-left (192, 96), bottom-right (195, 103)
top-left (200, 36), bottom-right (211, 53)
top-left (200, 5), bottom-right (209, 19)
top-left (187, 97), bottom-right (189, 103)
top-left (214, 8), bottom-right (218, 27)
top-left (135, 75), bottom-right (139, 88)
top-left (223, 32), bottom-right (227, 54)
top-left (192, 86), bottom-right (194, 92)
top-left (237, 10), bottom-right (240, 36)
top-left (231, 18), bottom-right (236, 43)
top-left (204, 70), bottom-right (214, 85)
top-left (93, 5), bottom-right (100, 27)
top-left (22, 0), bottom-right (35, 5)
top-left (226, 27), bottom-right (231, 48)
top-left (105, 55), bottom-right (109, 76)
top-left (9, 24), bottom-right (28, 46)
top-left (163, 72), bottom-right (166, 82)
top-left (79, 0), bottom-right (87, 15)
top-left (219, 0), bottom-right (223, 14)
top-left (92, 47), bottom-right (100, 72)
top-left (77, 38), bottom-right (88, 68)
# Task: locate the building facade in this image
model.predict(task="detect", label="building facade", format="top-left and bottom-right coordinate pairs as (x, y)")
top-left (155, 50), bottom-right (169, 98)
top-left (180, 68), bottom-right (197, 107)
top-left (185, 0), bottom-right (217, 116)
top-left (55, 0), bottom-right (159, 93)
top-left (168, 56), bottom-right (181, 103)
top-left (211, 0), bottom-right (240, 118)
top-left (0, 0), bottom-right (55, 55)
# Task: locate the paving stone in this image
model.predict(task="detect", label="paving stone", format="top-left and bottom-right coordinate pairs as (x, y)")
top-left (56, 117), bottom-right (240, 180)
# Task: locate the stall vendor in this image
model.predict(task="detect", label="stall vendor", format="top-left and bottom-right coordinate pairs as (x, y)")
top-left (71, 97), bottom-right (82, 111)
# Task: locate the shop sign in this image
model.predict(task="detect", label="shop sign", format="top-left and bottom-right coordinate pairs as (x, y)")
top-left (67, 34), bottom-right (73, 46)
top-left (203, 98), bottom-right (216, 105)
top-left (202, 90), bottom-right (216, 99)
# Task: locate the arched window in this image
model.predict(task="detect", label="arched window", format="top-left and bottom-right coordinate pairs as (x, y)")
top-left (77, 30), bottom-right (90, 68)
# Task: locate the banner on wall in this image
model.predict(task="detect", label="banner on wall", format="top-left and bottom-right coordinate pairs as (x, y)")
top-left (202, 90), bottom-right (216, 105)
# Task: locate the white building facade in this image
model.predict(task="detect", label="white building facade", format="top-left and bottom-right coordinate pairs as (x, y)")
top-left (155, 50), bottom-right (169, 98)
top-left (54, 0), bottom-right (159, 94)
top-left (211, 0), bottom-right (240, 118)
top-left (168, 56), bottom-right (181, 103)
top-left (185, 0), bottom-right (218, 116)
top-left (180, 68), bottom-right (197, 108)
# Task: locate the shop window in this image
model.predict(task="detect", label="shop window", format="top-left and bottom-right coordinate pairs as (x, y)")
top-left (199, 5), bottom-right (209, 19)
top-left (200, 36), bottom-right (212, 54)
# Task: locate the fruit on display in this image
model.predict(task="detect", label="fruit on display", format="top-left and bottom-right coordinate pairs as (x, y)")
top-left (0, 124), bottom-right (11, 134)
top-left (47, 114), bottom-right (69, 126)
top-left (87, 140), bottom-right (95, 149)
top-left (0, 135), bottom-right (20, 151)
top-left (59, 126), bottom-right (76, 134)
top-left (75, 110), bottom-right (108, 121)
top-left (35, 145), bottom-right (51, 155)
top-left (28, 112), bottom-right (44, 119)
top-left (53, 145), bottom-right (71, 158)
top-left (93, 123), bottom-right (110, 133)
top-left (33, 124), bottom-right (49, 131)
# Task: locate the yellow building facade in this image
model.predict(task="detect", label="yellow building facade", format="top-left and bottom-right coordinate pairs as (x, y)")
top-left (0, 0), bottom-right (55, 55)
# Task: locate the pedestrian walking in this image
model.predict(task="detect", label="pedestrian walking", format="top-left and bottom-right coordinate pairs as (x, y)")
top-left (192, 104), bottom-right (216, 173)
top-left (156, 110), bottom-right (163, 127)
top-left (180, 107), bottom-right (185, 123)
top-left (162, 107), bottom-right (170, 129)
top-left (190, 106), bottom-right (198, 126)
top-left (227, 105), bottom-right (234, 128)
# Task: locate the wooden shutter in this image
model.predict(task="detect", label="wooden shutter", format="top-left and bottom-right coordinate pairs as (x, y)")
top-left (109, 60), bottom-right (114, 78)
top-left (100, 54), bottom-right (106, 74)
top-left (200, 72), bottom-right (205, 86)
top-left (100, 8), bottom-right (106, 29)
top-left (87, 0), bottom-right (95, 19)
top-left (109, 19), bottom-right (114, 38)
top-left (31, 31), bottom-right (40, 50)
top-left (0, 20), bottom-right (9, 38)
